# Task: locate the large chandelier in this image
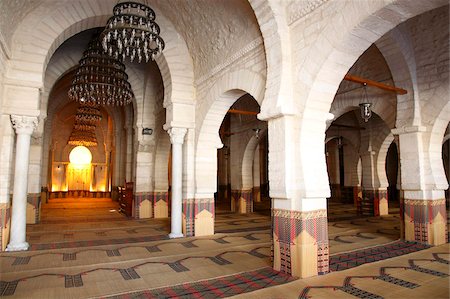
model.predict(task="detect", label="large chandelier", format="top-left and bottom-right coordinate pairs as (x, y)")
top-left (75, 103), bottom-right (102, 125)
top-left (68, 38), bottom-right (134, 106)
top-left (101, 1), bottom-right (165, 63)
top-left (68, 129), bottom-right (98, 147)
top-left (68, 103), bottom-right (101, 147)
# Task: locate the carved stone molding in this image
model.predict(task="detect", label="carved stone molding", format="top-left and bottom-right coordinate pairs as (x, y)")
top-left (287, 0), bottom-right (330, 25)
top-left (10, 115), bottom-right (38, 135)
top-left (168, 127), bottom-right (187, 145)
top-left (195, 37), bottom-right (263, 87)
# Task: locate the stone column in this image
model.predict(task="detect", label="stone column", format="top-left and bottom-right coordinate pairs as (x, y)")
top-left (6, 115), bottom-right (38, 251)
top-left (394, 127), bottom-right (447, 245)
top-left (268, 115), bottom-right (330, 278)
top-left (360, 150), bottom-right (388, 216)
top-left (168, 127), bottom-right (187, 238)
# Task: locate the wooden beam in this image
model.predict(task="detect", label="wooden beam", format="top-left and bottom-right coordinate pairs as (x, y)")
top-left (227, 109), bottom-right (258, 116)
top-left (344, 74), bottom-right (407, 95)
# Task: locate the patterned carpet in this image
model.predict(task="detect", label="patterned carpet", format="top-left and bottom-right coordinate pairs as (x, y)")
top-left (329, 240), bottom-right (431, 272)
top-left (0, 198), bottom-right (448, 298)
top-left (103, 267), bottom-right (295, 299)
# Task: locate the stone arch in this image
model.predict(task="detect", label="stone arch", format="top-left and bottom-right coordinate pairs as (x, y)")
top-left (376, 133), bottom-right (395, 189)
top-left (375, 28), bottom-right (419, 128)
top-left (195, 70), bottom-right (265, 195)
top-left (301, 0), bottom-right (446, 130)
top-left (242, 128), bottom-right (268, 190)
top-left (248, 0), bottom-right (294, 120)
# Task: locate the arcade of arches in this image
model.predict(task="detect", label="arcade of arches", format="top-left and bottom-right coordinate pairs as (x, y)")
top-left (0, 0), bottom-right (449, 297)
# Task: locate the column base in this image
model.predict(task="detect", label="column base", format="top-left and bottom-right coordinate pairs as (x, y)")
top-left (359, 188), bottom-right (388, 216)
top-left (272, 208), bottom-right (329, 278)
top-left (183, 198), bottom-right (214, 237)
top-left (404, 198), bottom-right (447, 245)
top-left (169, 232), bottom-right (184, 239)
top-left (6, 241), bottom-right (29, 251)
top-left (231, 190), bottom-right (253, 213)
top-left (153, 192), bottom-right (169, 218)
top-left (134, 192), bottom-right (152, 219)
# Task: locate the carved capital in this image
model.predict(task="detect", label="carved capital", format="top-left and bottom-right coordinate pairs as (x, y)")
top-left (10, 115), bottom-right (38, 135)
top-left (168, 127), bottom-right (187, 145)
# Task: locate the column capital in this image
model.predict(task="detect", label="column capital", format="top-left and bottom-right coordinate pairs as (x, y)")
top-left (10, 115), bottom-right (38, 135)
top-left (168, 127), bottom-right (187, 145)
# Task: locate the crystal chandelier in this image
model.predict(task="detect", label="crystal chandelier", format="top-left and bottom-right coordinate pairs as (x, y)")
top-left (68, 129), bottom-right (98, 147)
top-left (101, 1), bottom-right (165, 63)
top-left (68, 103), bottom-right (101, 147)
top-left (359, 83), bottom-right (372, 122)
top-left (75, 103), bottom-right (102, 125)
top-left (68, 38), bottom-right (134, 106)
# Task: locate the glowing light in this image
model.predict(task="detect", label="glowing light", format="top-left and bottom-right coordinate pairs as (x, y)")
top-left (69, 146), bottom-right (92, 165)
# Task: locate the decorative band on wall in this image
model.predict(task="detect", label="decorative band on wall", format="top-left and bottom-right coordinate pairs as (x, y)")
top-left (153, 192), bottom-right (169, 204)
top-left (404, 199), bottom-right (447, 222)
top-left (195, 198), bottom-right (215, 216)
top-left (27, 193), bottom-right (41, 224)
top-left (272, 208), bottom-right (329, 276)
top-left (134, 192), bottom-right (152, 219)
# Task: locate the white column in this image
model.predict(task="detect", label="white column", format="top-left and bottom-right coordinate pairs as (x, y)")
top-left (7, 115), bottom-right (38, 251)
top-left (168, 127), bottom-right (187, 238)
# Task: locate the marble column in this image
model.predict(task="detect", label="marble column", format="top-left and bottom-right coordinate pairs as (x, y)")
top-left (168, 127), bottom-right (187, 238)
top-left (6, 115), bottom-right (38, 251)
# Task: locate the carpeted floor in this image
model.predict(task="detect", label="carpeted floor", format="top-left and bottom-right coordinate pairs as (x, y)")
top-left (0, 197), bottom-right (448, 298)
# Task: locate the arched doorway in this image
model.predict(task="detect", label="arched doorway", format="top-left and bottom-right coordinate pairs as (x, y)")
top-left (216, 94), bottom-right (268, 214)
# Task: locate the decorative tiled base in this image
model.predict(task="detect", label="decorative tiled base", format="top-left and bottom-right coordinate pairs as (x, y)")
top-left (253, 187), bottom-right (261, 203)
top-left (26, 193), bottom-right (41, 224)
top-left (134, 192), bottom-right (152, 219)
top-left (404, 198), bottom-right (447, 245)
top-left (231, 189), bottom-right (253, 214)
top-left (153, 192), bottom-right (169, 218)
top-left (0, 203), bottom-right (11, 251)
top-left (183, 198), bottom-right (215, 237)
top-left (358, 189), bottom-right (388, 216)
top-left (272, 208), bottom-right (329, 278)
